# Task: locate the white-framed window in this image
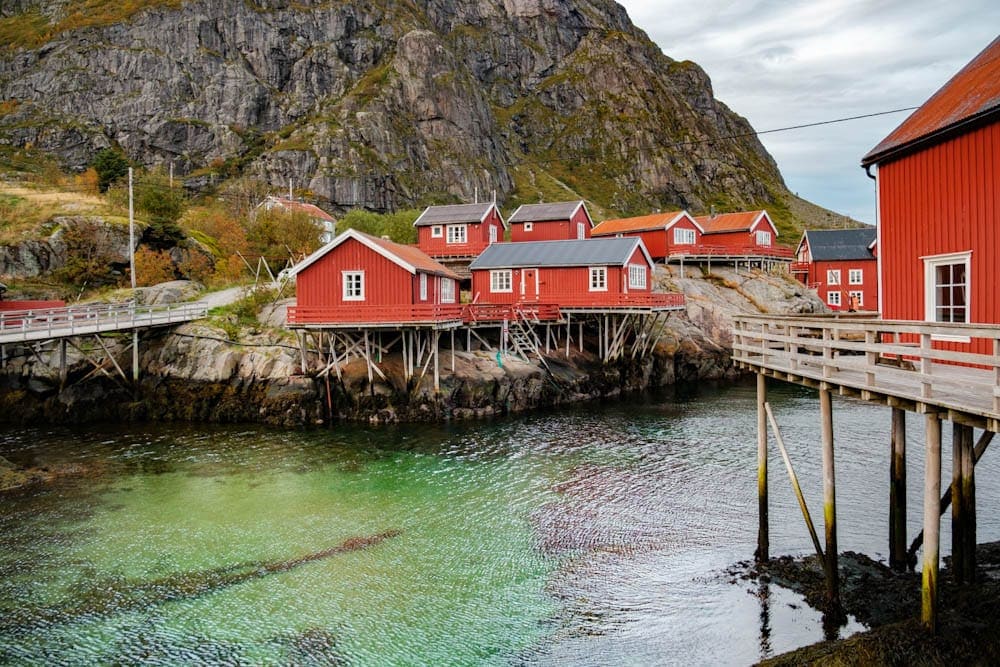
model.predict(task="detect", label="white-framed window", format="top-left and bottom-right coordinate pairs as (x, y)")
top-left (755, 230), bottom-right (772, 246)
top-left (827, 291), bottom-right (841, 307)
top-left (924, 252), bottom-right (970, 324)
top-left (342, 271), bottom-right (364, 301)
top-left (489, 225), bottom-right (498, 244)
top-left (524, 222), bottom-right (533, 232)
top-left (419, 272), bottom-right (427, 301)
top-left (589, 267), bottom-right (607, 291)
top-left (441, 278), bottom-right (455, 303)
top-left (673, 227), bottom-right (696, 245)
top-left (490, 269), bottom-right (512, 293)
top-left (848, 290), bottom-right (863, 308)
top-left (447, 224), bottom-right (467, 244)
top-left (577, 222), bottom-right (586, 239)
top-left (849, 268), bottom-right (863, 285)
top-left (827, 269), bottom-right (841, 286)
top-left (431, 225), bottom-right (443, 238)
top-left (628, 264), bottom-right (647, 289)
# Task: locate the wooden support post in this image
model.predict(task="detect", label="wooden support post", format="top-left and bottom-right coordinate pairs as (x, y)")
top-left (565, 313), bottom-right (571, 357)
top-left (364, 330), bottom-right (373, 384)
top-left (297, 331), bottom-right (308, 373)
top-left (578, 321), bottom-right (583, 352)
top-left (889, 408), bottom-right (907, 571)
top-left (766, 403), bottom-right (824, 560)
top-left (466, 327), bottom-right (471, 353)
top-left (963, 426), bottom-right (976, 583)
top-left (952, 423), bottom-right (975, 583)
top-left (433, 330), bottom-right (440, 393)
top-left (59, 338), bottom-right (67, 387)
top-left (922, 412), bottom-right (942, 632)
top-left (132, 330), bottom-right (140, 382)
top-left (451, 329), bottom-right (455, 373)
top-left (756, 372), bottom-right (769, 562)
top-left (819, 385), bottom-right (839, 607)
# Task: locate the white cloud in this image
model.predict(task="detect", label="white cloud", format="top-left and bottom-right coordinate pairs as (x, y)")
top-left (616, 0), bottom-right (1000, 222)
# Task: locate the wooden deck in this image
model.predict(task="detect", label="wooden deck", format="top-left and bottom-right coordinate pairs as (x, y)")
top-left (733, 314), bottom-right (1000, 432)
top-left (0, 302), bottom-right (209, 345)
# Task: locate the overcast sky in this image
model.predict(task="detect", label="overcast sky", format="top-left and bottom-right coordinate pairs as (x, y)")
top-left (614, 1), bottom-right (999, 224)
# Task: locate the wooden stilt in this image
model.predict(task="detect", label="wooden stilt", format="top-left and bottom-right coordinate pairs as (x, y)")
top-left (433, 330), bottom-right (440, 393)
top-left (450, 329), bottom-right (455, 372)
top-left (59, 338), bottom-right (67, 388)
top-left (297, 331), bottom-right (308, 373)
top-left (132, 330), bottom-right (140, 382)
top-left (952, 422), bottom-right (967, 583)
top-left (578, 321), bottom-right (583, 352)
top-left (756, 372), bottom-right (769, 562)
top-left (890, 408), bottom-right (907, 571)
top-left (819, 385), bottom-right (839, 607)
top-left (963, 427), bottom-right (976, 583)
top-left (565, 313), bottom-right (571, 357)
top-left (363, 330), bottom-right (373, 384)
top-left (922, 412), bottom-right (942, 632)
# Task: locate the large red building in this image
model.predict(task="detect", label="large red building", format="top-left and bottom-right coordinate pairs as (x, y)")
top-left (692, 210), bottom-right (784, 256)
top-left (792, 228), bottom-right (877, 311)
top-left (467, 237), bottom-right (679, 308)
top-left (287, 229), bottom-right (461, 325)
top-left (861, 36), bottom-right (999, 352)
top-left (590, 210), bottom-right (702, 260)
top-left (412, 202), bottom-right (505, 259)
top-left (508, 201), bottom-right (593, 242)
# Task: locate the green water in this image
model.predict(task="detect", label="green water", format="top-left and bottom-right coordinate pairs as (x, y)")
top-left (3, 382), bottom-right (999, 665)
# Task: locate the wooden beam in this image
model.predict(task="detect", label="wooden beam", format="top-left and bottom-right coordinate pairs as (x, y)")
top-left (889, 408), bottom-right (907, 571)
top-left (922, 413), bottom-right (942, 632)
top-left (963, 425), bottom-right (976, 583)
top-left (952, 423), bottom-right (968, 583)
top-left (820, 386), bottom-right (840, 608)
top-left (756, 373), bottom-right (769, 562)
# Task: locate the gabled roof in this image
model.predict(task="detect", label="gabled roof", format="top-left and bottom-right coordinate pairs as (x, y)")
top-left (508, 200), bottom-right (592, 226)
top-left (468, 238), bottom-right (653, 270)
top-left (799, 228), bottom-right (877, 261)
top-left (694, 210), bottom-right (776, 236)
top-left (261, 196), bottom-right (336, 222)
top-left (591, 210), bottom-right (703, 236)
top-left (412, 202), bottom-right (506, 228)
top-left (863, 36), bottom-right (1000, 166)
top-left (289, 228), bottom-right (460, 279)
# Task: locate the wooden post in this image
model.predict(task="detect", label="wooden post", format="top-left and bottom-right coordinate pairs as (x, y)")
top-left (819, 385), bottom-right (839, 607)
top-left (756, 372), bottom-right (769, 562)
top-left (952, 422), bottom-right (967, 583)
top-left (451, 329), bottom-right (455, 372)
top-left (297, 331), bottom-right (308, 373)
top-left (578, 321), bottom-right (583, 352)
top-left (922, 412), bottom-right (942, 632)
top-left (889, 408), bottom-right (907, 571)
top-left (565, 313), bottom-right (571, 357)
top-left (132, 330), bottom-right (139, 382)
top-left (963, 427), bottom-right (976, 583)
top-left (59, 338), bottom-right (68, 387)
top-left (433, 330), bottom-right (440, 393)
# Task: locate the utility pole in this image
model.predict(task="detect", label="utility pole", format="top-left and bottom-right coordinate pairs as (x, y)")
top-left (169, 162), bottom-right (174, 189)
top-left (289, 178), bottom-right (293, 200)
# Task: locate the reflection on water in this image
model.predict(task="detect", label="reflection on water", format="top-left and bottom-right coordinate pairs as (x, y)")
top-left (2, 381), bottom-right (998, 665)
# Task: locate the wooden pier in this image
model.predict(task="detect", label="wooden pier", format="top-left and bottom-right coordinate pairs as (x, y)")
top-left (733, 313), bottom-right (1000, 630)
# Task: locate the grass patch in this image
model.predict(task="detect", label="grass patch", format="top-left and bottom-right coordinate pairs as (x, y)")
top-left (207, 287), bottom-right (278, 339)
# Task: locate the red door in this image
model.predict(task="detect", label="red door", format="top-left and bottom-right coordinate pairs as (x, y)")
top-left (521, 268), bottom-right (539, 301)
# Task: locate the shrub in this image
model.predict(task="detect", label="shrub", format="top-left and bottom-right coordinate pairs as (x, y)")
top-left (92, 148), bottom-right (130, 192)
top-left (339, 208), bottom-right (421, 244)
top-left (134, 247), bottom-right (176, 286)
top-left (247, 207), bottom-right (323, 260)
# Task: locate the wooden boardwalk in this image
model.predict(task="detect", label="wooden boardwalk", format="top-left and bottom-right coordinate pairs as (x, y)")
top-left (0, 302), bottom-right (209, 345)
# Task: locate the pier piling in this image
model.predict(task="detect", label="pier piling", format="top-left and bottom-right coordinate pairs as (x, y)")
top-left (756, 372), bottom-right (768, 563)
top-left (922, 413), bottom-right (942, 632)
top-left (820, 386), bottom-right (839, 608)
top-left (890, 408), bottom-right (907, 571)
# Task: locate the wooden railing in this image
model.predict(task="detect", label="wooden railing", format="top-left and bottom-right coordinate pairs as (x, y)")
top-left (733, 314), bottom-right (1000, 418)
top-left (463, 302), bottom-right (562, 323)
top-left (287, 304), bottom-right (465, 325)
top-left (669, 245), bottom-right (795, 259)
top-left (789, 261), bottom-right (810, 273)
top-left (0, 301), bottom-right (209, 343)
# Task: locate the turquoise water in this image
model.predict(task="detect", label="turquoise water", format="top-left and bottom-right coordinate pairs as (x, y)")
top-left (3, 382), bottom-right (999, 665)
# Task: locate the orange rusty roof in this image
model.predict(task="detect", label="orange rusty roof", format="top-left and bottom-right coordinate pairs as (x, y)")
top-left (289, 228), bottom-right (460, 280)
top-left (265, 197), bottom-right (336, 222)
top-left (591, 211), bottom-right (696, 236)
top-left (694, 210), bottom-right (773, 234)
top-left (863, 36), bottom-right (1000, 165)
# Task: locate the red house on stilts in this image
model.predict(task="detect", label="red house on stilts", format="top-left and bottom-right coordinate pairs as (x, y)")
top-left (691, 210), bottom-right (786, 258)
top-left (413, 202), bottom-right (505, 259)
top-left (862, 35), bottom-right (1000, 355)
top-left (508, 201), bottom-right (594, 242)
top-left (590, 210), bottom-right (702, 260)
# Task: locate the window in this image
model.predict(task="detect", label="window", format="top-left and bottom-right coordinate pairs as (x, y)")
top-left (628, 264), bottom-right (647, 289)
top-left (827, 269), bottom-right (841, 286)
top-left (924, 252), bottom-right (970, 323)
top-left (849, 268), bottom-right (863, 285)
top-left (755, 231), bottom-right (772, 246)
top-left (431, 225), bottom-right (443, 238)
top-left (441, 278), bottom-right (455, 303)
top-left (848, 291), bottom-right (863, 308)
top-left (447, 224), bottom-right (467, 244)
top-left (577, 222), bottom-right (586, 239)
top-left (827, 291), bottom-right (841, 307)
top-left (589, 267), bottom-right (607, 291)
top-left (489, 225), bottom-right (498, 244)
top-left (524, 222), bottom-right (533, 232)
top-left (342, 271), bottom-right (364, 301)
top-left (419, 273), bottom-right (427, 301)
top-left (673, 227), bottom-right (696, 245)
top-left (490, 269), bottom-right (512, 293)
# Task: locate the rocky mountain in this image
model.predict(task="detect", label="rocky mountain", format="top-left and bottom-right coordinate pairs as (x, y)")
top-left (1, 0), bottom-right (799, 220)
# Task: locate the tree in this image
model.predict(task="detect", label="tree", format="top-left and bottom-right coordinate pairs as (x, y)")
top-left (247, 207), bottom-right (323, 261)
top-left (339, 208), bottom-right (420, 244)
top-left (92, 148), bottom-right (130, 192)
top-left (134, 247), bottom-right (176, 286)
top-left (135, 170), bottom-right (186, 249)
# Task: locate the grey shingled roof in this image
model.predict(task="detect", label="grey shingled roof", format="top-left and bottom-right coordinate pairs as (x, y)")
top-left (804, 228), bottom-right (877, 261)
top-left (413, 202), bottom-right (500, 227)
top-left (508, 201), bottom-right (588, 224)
top-left (469, 238), bottom-right (648, 269)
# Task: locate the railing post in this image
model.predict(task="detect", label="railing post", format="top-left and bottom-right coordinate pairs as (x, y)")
top-left (865, 329), bottom-right (877, 387)
top-left (920, 332), bottom-right (932, 399)
top-left (994, 338), bottom-right (1000, 413)
top-left (822, 327), bottom-right (833, 379)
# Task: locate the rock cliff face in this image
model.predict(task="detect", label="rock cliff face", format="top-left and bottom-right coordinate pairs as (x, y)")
top-left (0, 0), bottom-right (787, 216)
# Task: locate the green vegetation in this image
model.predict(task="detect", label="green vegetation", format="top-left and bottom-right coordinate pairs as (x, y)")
top-left (91, 148), bottom-right (131, 192)
top-left (208, 286), bottom-right (279, 338)
top-left (338, 208), bottom-right (420, 244)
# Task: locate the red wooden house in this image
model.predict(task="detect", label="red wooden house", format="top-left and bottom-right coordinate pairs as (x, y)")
top-left (286, 228), bottom-right (462, 325)
top-left (861, 36), bottom-right (1000, 353)
top-left (508, 201), bottom-right (593, 242)
top-left (692, 210), bottom-right (787, 257)
top-left (792, 228), bottom-right (877, 311)
top-left (590, 210), bottom-right (703, 260)
top-left (413, 202), bottom-right (505, 258)
top-left (468, 237), bottom-right (680, 309)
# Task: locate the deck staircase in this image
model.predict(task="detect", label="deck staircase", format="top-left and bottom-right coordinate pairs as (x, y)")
top-left (507, 306), bottom-right (550, 372)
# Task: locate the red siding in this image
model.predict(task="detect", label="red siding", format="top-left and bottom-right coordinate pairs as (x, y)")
top-left (297, 238), bottom-right (416, 308)
top-left (511, 207), bottom-right (592, 242)
top-left (471, 262), bottom-right (647, 305)
top-left (417, 209), bottom-right (503, 257)
top-left (809, 259), bottom-right (878, 311)
top-left (878, 119), bottom-right (999, 353)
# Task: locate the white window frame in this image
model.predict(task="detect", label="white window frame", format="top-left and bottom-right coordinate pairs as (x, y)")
top-left (577, 222), bottom-right (586, 239)
top-left (523, 222), bottom-right (533, 232)
top-left (848, 290), bottom-right (863, 308)
top-left (923, 251), bottom-right (971, 341)
top-left (628, 264), bottom-right (647, 289)
top-left (430, 225), bottom-right (443, 238)
top-left (755, 230), bottom-right (772, 246)
top-left (342, 271), bottom-right (364, 301)
top-left (441, 278), bottom-right (455, 303)
top-left (490, 269), bottom-right (512, 293)
top-left (489, 225), bottom-right (498, 244)
top-left (589, 267), bottom-right (607, 292)
top-left (849, 268), bottom-right (863, 285)
top-left (446, 224), bottom-right (467, 244)
top-left (827, 269), bottom-right (841, 286)
top-left (419, 272), bottom-right (427, 301)
top-left (827, 291), bottom-right (841, 307)
top-left (673, 227), bottom-right (696, 245)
